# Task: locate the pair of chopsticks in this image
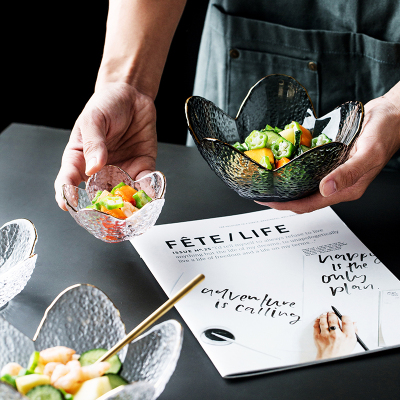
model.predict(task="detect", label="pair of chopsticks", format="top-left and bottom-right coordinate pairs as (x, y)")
top-left (96, 274), bottom-right (205, 363)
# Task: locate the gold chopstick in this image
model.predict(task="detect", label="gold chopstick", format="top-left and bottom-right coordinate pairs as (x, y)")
top-left (96, 273), bottom-right (205, 363)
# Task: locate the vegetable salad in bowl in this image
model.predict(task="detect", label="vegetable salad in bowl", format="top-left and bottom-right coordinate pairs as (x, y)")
top-left (0, 284), bottom-right (183, 400)
top-left (1, 345), bottom-right (127, 399)
top-left (85, 181), bottom-right (153, 220)
top-left (62, 165), bottom-right (166, 242)
top-left (233, 121), bottom-right (331, 170)
top-left (185, 74), bottom-right (363, 202)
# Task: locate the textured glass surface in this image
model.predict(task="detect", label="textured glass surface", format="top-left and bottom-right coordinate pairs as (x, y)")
top-left (0, 219), bottom-right (38, 308)
top-left (0, 381), bottom-right (26, 400)
top-left (0, 317), bottom-right (34, 369)
top-left (0, 284), bottom-right (182, 400)
top-left (186, 74), bottom-right (364, 202)
top-left (121, 320), bottom-right (183, 398)
top-left (63, 166), bottom-right (166, 242)
top-left (101, 382), bottom-right (155, 400)
top-left (33, 284), bottom-right (128, 362)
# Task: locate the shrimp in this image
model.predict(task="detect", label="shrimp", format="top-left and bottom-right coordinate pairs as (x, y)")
top-left (43, 362), bottom-right (62, 378)
top-left (52, 360), bottom-right (82, 394)
top-left (121, 201), bottom-right (138, 218)
top-left (50, 363), bottom-right (70, 384)
top-left (80, 361), bottom-right (110, 380)
top-left (39, 346), bottom-right (75, 365)
top-left (1, 362), bottom-right (22, 376)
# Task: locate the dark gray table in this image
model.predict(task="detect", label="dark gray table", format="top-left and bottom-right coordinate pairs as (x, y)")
top-left (1, 123), bottom-right (400, 399)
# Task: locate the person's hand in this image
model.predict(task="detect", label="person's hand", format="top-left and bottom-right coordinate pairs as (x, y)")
top-left (54, 82), bottom-right (157, 210)
top-left (314, 312), bottom-right (357, 360)
top-left (257, 93), bottom-right (400, 213)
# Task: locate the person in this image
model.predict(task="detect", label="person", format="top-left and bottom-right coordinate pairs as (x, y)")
top-left (54, 0), bottom-right (400, 214)
top-left (313, 312), bottom-right (357, 360)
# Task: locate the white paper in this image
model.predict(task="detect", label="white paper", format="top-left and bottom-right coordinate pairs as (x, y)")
top-left (131, 207), bottom-right (400, 377)
top-left (379, 289), bottom-right (400, 347)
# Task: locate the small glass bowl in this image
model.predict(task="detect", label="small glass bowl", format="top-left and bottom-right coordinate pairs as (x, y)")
top-left (62, 166), bottom-right (166, 243)
top-left (185, 74), bottom-right (364, 202)
top-left (0, 219), bottom-right (37, 309)
top-left (0, 284), bottom-right (183, 400)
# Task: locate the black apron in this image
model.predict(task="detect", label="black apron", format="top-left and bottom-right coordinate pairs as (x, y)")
top-left (189, 1), bottom-right (400, 169)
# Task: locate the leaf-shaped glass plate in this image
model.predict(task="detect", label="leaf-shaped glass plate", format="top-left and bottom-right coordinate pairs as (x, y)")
top-left (0, 219), bottom-right (37, 308)
top-left (62, 166), bottom-right (166, 243)
top-left (185, 74), bottom-right (364, 202)
top-left (0, 284), bottom-right (183, 400)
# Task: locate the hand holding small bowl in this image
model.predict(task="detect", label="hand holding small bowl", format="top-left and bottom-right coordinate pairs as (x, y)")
top-left (62, 165), bottom-right (166, 243)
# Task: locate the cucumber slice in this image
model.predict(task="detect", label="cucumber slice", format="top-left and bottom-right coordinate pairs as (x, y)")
top-left (79, 348), bottom-right (122, 374)
top-left (91, 190), bottom-right (103, 204)
top-left (26, 385), bottom-right (63, 400)
top-left (106, 373), bottom-right (128, 389)
top-left (1, 373), bottom-right (16, 388)
top-left (59, 388), bottom-right (74, 400)
top-left (99, 196), bottom-right (124, 210)
top-left (131, 190), bottom-right (152, 209)
top-left (111, 182), bottom-right (126, 195)
top-left (27, 351), bottom-right (40, 372)
top-left (264, 131), bottom-right (282, 149)
top-left (17, 368), bottom-right (34, 377)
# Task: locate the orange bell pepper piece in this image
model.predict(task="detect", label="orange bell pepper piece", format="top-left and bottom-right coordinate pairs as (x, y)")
top-left (276, 157), bottom-right (291, 169)
top-left (244, 147), bottom-right (275, 165)
top-left (299, 125), bottom-right (312, 147)
top-left (114, 185), bottom-right (137, 204)
top-left (100, 205), bottom-right (127, 220)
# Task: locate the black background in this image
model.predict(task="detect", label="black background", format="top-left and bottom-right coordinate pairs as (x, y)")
top-left (2, 1), bottom-right (208, 144)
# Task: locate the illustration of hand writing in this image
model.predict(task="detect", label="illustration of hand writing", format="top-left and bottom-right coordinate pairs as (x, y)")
top-left (313, 312), bottom-right (357, 360)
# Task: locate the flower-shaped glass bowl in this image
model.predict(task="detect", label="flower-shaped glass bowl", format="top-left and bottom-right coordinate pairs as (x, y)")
top-left (185, 74), bottom-right (364, 202)
top-left (62, 166), bottom-right (166, 243)
top-left (0, 219), bottom-right (37, 309)
top-left (0, 284), bottom-right (183, 400)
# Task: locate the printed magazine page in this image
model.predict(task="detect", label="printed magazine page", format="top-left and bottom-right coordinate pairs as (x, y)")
top-left (131, 207), bottom-right (400, 377)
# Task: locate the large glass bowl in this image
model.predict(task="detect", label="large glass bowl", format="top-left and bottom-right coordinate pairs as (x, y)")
top-left (0, 284), bottom-right (183, 400)
top-left (0, 219), bottom-right (37, 309)
top-left (185, 74), bottom-right (364, 202)
top-left (62, 166), bottom-right (166, 243)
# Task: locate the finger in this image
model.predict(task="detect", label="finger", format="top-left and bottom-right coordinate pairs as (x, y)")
top-left (256, 190), bottom-right (332, 214)
top-left (54, 148), bottom-right (88, 211)
top-left (319, 150), bottom-right (380, 198)
top-left (135, 169), bottom-right (154, 181)
top-left (256, 154), bottom-right (378, 213)
top-left (327, 312), bottom-right (340, 330)
top-left (341, 315), bottom-right (356, 336)
top-left (318, 313), bottom-right (329, 332)
top-left (313, 317), bottom-right (322, 337)
top-left (78, 109), bottom-right (109, 176)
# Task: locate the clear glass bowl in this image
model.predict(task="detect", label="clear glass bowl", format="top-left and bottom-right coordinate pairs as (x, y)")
top-left (0, 219), bottom-right (37, 309)
top-left (185, 74), bottom-right (364, 202)
top-left (62, 166), bottom-right (166, 243)
top-left (0, 284), bottom-right (183, 400)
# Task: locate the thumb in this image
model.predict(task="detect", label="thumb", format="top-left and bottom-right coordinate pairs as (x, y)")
top-left (319, 152), bottom-right (375, 198)
top-left (341, 315), bottom-right (356, 336)
top-left (78, 114), bottom-right (109, 176)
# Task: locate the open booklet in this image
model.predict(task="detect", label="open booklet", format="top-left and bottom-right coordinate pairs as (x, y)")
top-left (131, 207), bottom-right (400, 378)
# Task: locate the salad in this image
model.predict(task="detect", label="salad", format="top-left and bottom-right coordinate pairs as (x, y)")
top-left (0, 346), bottom-right (127, 400)
top-left (233, 121), bottom-right (332, 170)
top-left (85, 182), bottom-right (152, 220)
